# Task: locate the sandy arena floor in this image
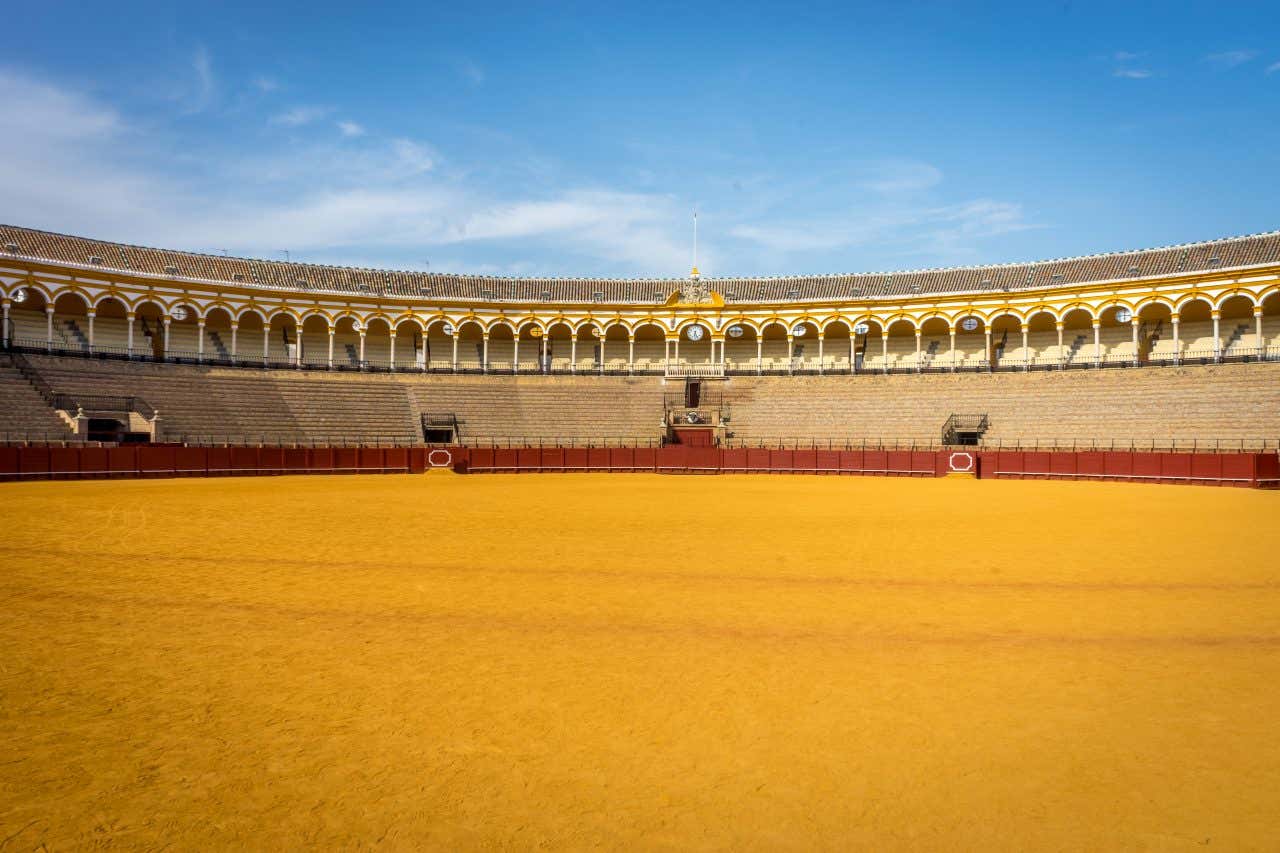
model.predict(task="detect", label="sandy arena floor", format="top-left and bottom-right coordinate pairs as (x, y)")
top-left (1, 473), bottom-right (1278, 850)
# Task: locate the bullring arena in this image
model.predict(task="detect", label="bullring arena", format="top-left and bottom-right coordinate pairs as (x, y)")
top-left (3, 225), bottom-right (1280, 848)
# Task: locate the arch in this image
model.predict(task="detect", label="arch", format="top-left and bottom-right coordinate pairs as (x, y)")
top-left (983, 309), bottom-right (1023, 327)
top-left (1174, 294), bottom-right (1213, 315)
top-left (1214, 289), bottom-right (1260, 311)
top-left (301, 313), bottom-right (331, 333)
top-left (235, 305), bottom-right (268, 323)
top-left (1261, 291), bottom-right (1280, 358)
top-left (52, 291), bottom-right (90, 315)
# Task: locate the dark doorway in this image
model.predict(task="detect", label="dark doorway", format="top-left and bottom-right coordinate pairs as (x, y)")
top-left (685, 380), bottom-right (701, 408)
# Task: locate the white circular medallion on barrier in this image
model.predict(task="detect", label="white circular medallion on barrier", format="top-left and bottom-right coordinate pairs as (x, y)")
top-left (727, 324), bottom-right (744, 338)
top-left (685, 325), bottom-right (705, 341)
top-left (961, 317), bottom-right (979, 331)
top-left (949, 451), bottom-right (975, 472)
top-left (428, 449), bottom-right (453, 467)
top-left (853, 322), bottom-right (870, 335)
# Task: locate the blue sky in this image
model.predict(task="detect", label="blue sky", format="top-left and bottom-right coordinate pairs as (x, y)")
top-left (1, 1), bottom-right (1277, 277)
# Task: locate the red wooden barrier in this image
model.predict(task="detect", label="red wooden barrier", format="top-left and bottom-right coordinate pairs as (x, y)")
top-left (1, 444), bottom-right (1274, 488)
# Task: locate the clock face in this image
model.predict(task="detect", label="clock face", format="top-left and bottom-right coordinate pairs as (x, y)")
top-left (853, 323), bottom-right (870, 335)
top-left (1115, 308), bottom-right (1133, 323)
top-left (686, 325), bottom-right (705, 341)
top-left (171, 306), bottom-right (189, 321)
top-left (791, 324), bottom-right (807, 337)
top-left (961, 317), bottom-right (979, 331)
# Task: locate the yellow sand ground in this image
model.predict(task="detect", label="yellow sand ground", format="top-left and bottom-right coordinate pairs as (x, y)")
top-left (1, 474), bottom-right (1278, 850)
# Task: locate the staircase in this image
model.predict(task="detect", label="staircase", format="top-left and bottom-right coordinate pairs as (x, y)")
top-left (1065, 334), bottom-right (1087, 365)
top-left (62, 319), bottom-right (90, 351)
top-left (208, 330), bottom-right (231, 360)
top-left (1222, 323), bottom-right (1251, 356)
top-left (941, 413), bottom-right (990, 446)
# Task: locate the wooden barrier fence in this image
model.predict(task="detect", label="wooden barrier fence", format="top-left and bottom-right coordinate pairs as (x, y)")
top-left (1, 445), bottom-right (1276, 488)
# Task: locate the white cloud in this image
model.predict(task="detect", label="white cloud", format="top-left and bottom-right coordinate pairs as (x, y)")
top-left (1113, 68), bottom-right (1153, 79)
top-left (252, 75), bottom-right (280, 93)
top-left (1267, 61), bottom-right (1280, 74)
top-left (390, 138), bottom-right (436, 174)
top-left (184, 46), bottom-right (215, 114)
top-left (0, 68), bottom-right (1034, 278)
top-left (455, 58), bottom-right (485, 86)
top-left (1113, 51), bottom-right (1143, 61)
top-left (1205, 49), bottom-right (1259, 68)
top-left (861, 161), bottom-right (943, 194)
top-left (337, 120), bottom-right (365, 137)
top-left (270, 106), bottom-right (331, 127)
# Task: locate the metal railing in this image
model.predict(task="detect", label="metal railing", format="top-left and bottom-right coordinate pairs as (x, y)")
top-left (10, 336), bottom-right (1280, 377)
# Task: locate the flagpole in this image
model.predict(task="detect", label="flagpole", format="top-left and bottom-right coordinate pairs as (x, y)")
top-left (693, 211), bottom-right (698, 275)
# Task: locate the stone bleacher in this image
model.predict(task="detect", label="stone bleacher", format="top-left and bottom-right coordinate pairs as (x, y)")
top-left (5, 352), bottom-right (1279, 447)
top-left (0, 355), bottom-right (72, 439)
top-left (722, 362), bottom-right (1280, 445)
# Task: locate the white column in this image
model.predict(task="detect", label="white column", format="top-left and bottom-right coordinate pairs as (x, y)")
top-left (849, 333), bottom-right (855, 374)
top-left (327, 330), bottom-right (334, 369)
top-left (756, 337), bottom-right (763, 374)
top-left (599, 336), bottom-right (606, 375)
top-left (262, 326), bottom-right (270, 362)
top-left (1172, 316), bottom-right (1180, 365)
top-left (513, 336), bottom-right (520, 374)
top-left (295, 327), bottom-right (302, 367)
top-left (881, 335), bottom-right (888, 374)
top-left (358, 331), bottom-right (366, 367)
top-left (818, 335), bottom-right (824, 375)
top-left (230, 323), bottom-right (238, 361)
top-left (984, 328), bottom-right (992, 370)
top-left (127, 313), bottom-right (135, 356)
top-left (196, 319), bottom-right (205, 362)
top-left (674, 337), bottom-right (680, 366)
top-left (786, 335), bottom-right (793, 374)
top-left (628, 335), bottom-right (635, 374)
top-left (87, 311), bottom-right (96, 353)
top-left (1256, 308), bottom-right (1264, 358)
top-left (949, 328), bottom-right (956, 372)
top-left (1092, 321), bottom-right (1101, 367)
top-left (163, 316), bottom-right (171, 358)
top-left (1056, 323), bottom-right (1064, 367)
top-left (482, 334), bottom-right (489, 374)
top-left (1212, 312), bottom-right (1221, 362)
top-left (1131, 318), bottom-right (1140, 366)
top-left (1, 300), bottom-right (9, 348)
top-left (915, 330), bottom-right (922, 373)
top-left (451, 334), bottom-right (459, 373)
top-left (570, 336), bottom-right (577, 373)
top-left (541, 335), bottom-right (548, 373)
top-left (46, 306), bottom-right (54, 351)
top-left (389, 332), bottom-right (397, 371)
top-left (1020, 324), bottom-right (1029, 371)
